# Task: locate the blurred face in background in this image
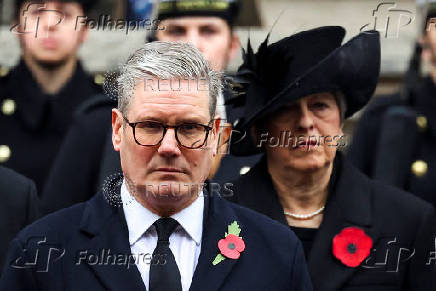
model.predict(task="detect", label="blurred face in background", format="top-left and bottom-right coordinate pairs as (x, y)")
top-left (157, 16), bottom-right (239, 179)
top-left (262, 93), bottom-right (343, 173)
top-left (156, 16), bottom-right (239, 71)
top-left (16, 1), bottom-right (88, 67)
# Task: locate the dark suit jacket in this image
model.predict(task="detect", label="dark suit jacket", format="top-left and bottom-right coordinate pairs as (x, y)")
top-left (1, 185), bottom-right (312, 290)
top-left (0, 166), bottom-right (39, 274)
top-left (227, 153), bottom-right (436, 290)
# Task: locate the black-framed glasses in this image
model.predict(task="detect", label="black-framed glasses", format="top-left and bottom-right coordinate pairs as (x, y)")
top-left (123, 117), bottom-right (214, 149)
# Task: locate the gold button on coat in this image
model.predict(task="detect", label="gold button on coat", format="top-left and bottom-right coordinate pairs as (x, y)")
top-left (0, 145), bottom-right (11, 163)
top-left (411, 160), bottom-right (428, 177)
top-left (0, 66), bottom-right (9, 77)
top-left (94, 74), bottom-right (105, 85)
top-left (416, 115), bottom-right (428, 131)
top-left (2, 99), bottom-right (16, 115)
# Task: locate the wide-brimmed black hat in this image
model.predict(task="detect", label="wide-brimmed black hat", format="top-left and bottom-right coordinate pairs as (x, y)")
top-left (228, 26), bottom-right (381, 156)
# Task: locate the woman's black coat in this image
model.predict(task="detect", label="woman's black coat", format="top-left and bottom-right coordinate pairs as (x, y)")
top-left (227, 153), bottom-right (436, 290)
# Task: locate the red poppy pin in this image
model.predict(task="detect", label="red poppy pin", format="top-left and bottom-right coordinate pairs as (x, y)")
top-left (212, 221), bottom-right (245, 265)
top-left (332, 226), bottom-right (373, 267)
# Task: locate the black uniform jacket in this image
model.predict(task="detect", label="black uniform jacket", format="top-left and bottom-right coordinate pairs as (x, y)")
top-left (40, 95), bottom-right (114, 215)
top-left (1, 183), bottom-right (312, 291)
top-left (0, 60), bottom-right (101, 193)
top-left (227, 152), bottom-right (436, 290)
top-left (348, 77), bottom-right (436, 207)
top-left (0, 166), bottom-right (39, 274)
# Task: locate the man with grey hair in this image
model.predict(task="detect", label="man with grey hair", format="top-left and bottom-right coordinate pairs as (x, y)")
top-left (0, 41), bottom-right (312, 291)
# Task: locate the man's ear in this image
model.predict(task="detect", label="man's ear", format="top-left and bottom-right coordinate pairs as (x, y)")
top-left (112, 109), bottom-right (123, 152)
top-left (228, 32), bottom-right (240, 62)
top-left (218, 124), bottom-right (232, 147)
top-left (212, 116), bottom-right (221, 136)
top-left (211, 116), bottom-right (221, 155)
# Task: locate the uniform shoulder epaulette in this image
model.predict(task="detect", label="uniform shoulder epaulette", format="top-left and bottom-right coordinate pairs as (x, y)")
top-left (74, 94), bottom-right (117, 118)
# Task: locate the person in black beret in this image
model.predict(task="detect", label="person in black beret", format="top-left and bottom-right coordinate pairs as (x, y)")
top-left (226, 26), bottom-right (436, 290)
top-left (0, 0), bottom-right (101, 193)
top-left (347, 1), bottom-right (436, 208)
top-left (40, 0), bottom-right (262, 215)
top-left (139, 0), bottom-right (263, 183)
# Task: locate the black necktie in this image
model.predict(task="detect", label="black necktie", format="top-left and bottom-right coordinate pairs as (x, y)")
top-left (149, 218), bottom-right (182, 291)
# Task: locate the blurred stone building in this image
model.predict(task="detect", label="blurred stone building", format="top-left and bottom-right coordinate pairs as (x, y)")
top-left (0, 0), bottom-right (426, 136)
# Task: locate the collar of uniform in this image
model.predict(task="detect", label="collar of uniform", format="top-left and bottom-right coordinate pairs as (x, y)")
top-left (121, 180), bottom-right (204, 246)
top-left (415, 77), bottom-right (436, 107)
top-left (11, 60), bottom-right (91, 130)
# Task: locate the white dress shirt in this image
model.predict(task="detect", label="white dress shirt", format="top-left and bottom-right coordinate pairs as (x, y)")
top-left (121, 181), bottom-right (204, 291)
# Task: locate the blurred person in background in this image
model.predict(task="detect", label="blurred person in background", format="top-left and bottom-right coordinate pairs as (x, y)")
top-left (226, 26), bottom-right (436, 290)
top-left (0, 0), bottom-right (101, 193)
top-left (152, 0), bottom-right (264, 183)
top-left (41, 0), bottom-right (262, 215)
top-left (0, 166), bottom-right (38, 275)
top-left (347, 1), bottom-right (436, 208)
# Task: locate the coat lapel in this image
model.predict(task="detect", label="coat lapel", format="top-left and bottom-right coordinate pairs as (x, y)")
top-left (79, 191), bottom-right (146, 291)
top-left (189, 194), bottom-right (240, 291)
top-left (232, 157), bottom-right (288, 225)
top-left (308, 154), bottom-right (379, 291)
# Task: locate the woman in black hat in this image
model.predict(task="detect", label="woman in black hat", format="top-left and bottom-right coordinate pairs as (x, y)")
top-left (227, 26), bottom-right (436, 290)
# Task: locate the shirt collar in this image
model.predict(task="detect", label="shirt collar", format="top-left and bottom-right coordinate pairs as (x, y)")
top-left (171, 191), bottom-right (204, 245)
top-left (121, 180), bottom-right (204, 246)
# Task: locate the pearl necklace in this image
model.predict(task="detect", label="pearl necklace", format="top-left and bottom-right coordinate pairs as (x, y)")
top-left (284, 206), bottom-right (325, 220)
